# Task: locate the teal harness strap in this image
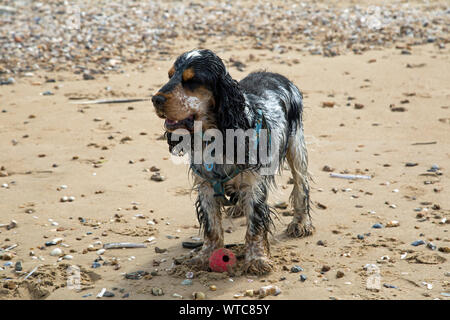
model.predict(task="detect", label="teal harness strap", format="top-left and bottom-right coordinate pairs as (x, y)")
top-left (190, 164), bottom-right (241, 205)
top-left (191, 110), bottom-right (266, 204)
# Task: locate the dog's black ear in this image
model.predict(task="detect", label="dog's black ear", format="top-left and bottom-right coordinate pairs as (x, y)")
top-left (214, 72), bottom-right (249, 131)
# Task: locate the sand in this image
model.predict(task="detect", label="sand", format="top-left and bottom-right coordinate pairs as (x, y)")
top-left (0, 2), bottom-right (449, 301)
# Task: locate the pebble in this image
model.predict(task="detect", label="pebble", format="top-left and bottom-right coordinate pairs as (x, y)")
top-left (336, 271), bottom-right (345, 279)
top-left (14, 261), bottom-right (22, 271)
top-left (411, 240), bottom-right (426, 247)
top-left (300, 275), bottom-right (307, 282)
top-left (1, 252), bottom-right (14, 261)
top-left (96, 249), bottom-right (106, 255)
top-left (103, 291), bottom-right (115, 298)
top-left (209, 285), bottom-right (217, 291)
top-left (125, 271), bottom-right (149, 280)
top-left (321, 265), bottom-right (331, 273)
top-left (155, 247), bottom-right (167, 253)
top-left (151, 173), bottom-right (165, 182)
top-left (181, 279), bottom-right (193, 286)
top-left (151, 287), bottom-right (164, 296)
top-left (386, 221), bottom-right (400, 228)
top-left (192, 292), bottom-right (206, 300)
top-left (383, 284), bottom-right (398, 289)
top-left (50, 248), bottom-right (63, 256)
top-left (290, 265), bottom-right (304, 273)
top-left (92, 262), bottom-right (101, 268)
top-left (405, 162), bottom-right (418, 167)
top-left (372, 223), bottom-right (383, 229)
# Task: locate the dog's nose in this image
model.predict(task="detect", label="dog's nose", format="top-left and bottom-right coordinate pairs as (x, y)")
top-left (152, 94), bottom-right (166, 109)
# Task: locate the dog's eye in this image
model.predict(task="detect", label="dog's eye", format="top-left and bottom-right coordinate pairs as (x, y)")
top-left (182, 78), bottom-right (200, 90)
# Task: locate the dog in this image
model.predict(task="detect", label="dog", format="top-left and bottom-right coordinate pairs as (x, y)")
top-left (152, 49), bottom-right (312, 275)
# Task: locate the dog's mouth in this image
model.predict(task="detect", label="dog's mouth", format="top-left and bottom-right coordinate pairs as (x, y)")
top-left (164, 115), bottom-right (195, 132)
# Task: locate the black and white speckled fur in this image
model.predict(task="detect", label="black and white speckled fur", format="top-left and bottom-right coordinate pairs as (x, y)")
top-left (152, 49), bottom-right (313, 275)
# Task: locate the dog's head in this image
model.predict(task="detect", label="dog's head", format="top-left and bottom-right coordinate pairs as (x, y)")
top-left (152, 49), bottom-right (249, 136)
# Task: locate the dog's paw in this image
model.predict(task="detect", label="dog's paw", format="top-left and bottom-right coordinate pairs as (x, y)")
top-left (243, 257), bottom-right (273, 275)
top-left (286, 220), bottom-right (315, 238)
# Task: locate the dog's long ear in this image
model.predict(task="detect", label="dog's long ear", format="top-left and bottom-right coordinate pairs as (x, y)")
top-left (214, 72), bottom-right (249, 131)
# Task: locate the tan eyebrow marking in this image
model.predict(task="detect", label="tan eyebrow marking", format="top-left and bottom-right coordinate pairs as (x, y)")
top-left (182, 67), bottom-right (195, 82)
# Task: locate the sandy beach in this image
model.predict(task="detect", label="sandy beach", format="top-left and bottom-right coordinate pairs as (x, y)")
top-left (0, 0), bottom-right (449, 300)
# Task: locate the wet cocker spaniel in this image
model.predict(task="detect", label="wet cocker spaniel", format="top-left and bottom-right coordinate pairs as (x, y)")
top-left (152, 49), bottom-right (312, 275)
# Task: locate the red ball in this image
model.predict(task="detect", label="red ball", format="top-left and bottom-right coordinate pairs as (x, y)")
top-left (208, 248), bottom-right (236, 273)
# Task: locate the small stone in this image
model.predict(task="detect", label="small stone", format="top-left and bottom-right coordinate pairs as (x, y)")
top-left (151, 173), bottom-right (165, 182)
top-left (411, 240), bottom-right (426, 247)
top-left (405, 162), bottom-right (418, 167)
top-left (321, 265), bottom-right (331, 273)
top-left (1, 253), bottom-right (14, 261)
top-left (181, 279), bottom-right (193, 286)
top-left (83, 73), bottom-right (95, 80)
top-left (92, 262), bottom-right (101, 268)
top-left (317, 240), bottom-right (326, 246)
top-left (300, 275), bottom-right (307, 282)
top-left (386, 221), bottom-right (400, 228)
top-left (372, 223), bottom-right (383, 229)
top-left (103, 291), bottom-right (115, 297)
top-left (336, 271), bottom-right (345, 279)
top-left (151, 287), bottom-right (164, 296)
top-left (244, 289), bottom-right (254, 297)
top-left (192, 292), bottom-right (206, 300)
top-left (322, 165), bottom-right (334, 172)
top-left (322, 101), bottom-right (335, 108)
top-left (155, 247), bottom-right (167, 253)
top-left (438, 247), bottom-right (450, 253)
top-left (209, 285), bottom-right (217, 291)
top-left (14, 261), bottom-right (22, 271)
top-left (290, 265), bottom-right (304, 273)
top-left (50, 248), bottom-right (63, 256)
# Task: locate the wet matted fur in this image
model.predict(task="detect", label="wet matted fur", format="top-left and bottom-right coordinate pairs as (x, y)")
top-left (151, 49), bottom-right (313, 275)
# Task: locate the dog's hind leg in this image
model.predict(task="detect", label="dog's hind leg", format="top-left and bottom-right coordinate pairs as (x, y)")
top-left (285, 129), bottom-right (314, 237)
top-left (187, 179), bottom-right (223, 269)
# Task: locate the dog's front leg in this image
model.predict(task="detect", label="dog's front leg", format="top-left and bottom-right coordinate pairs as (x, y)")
top-left (187, 181), bottom-right (223, 269)
top-left (239, 178), bottom-right (274, 275)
